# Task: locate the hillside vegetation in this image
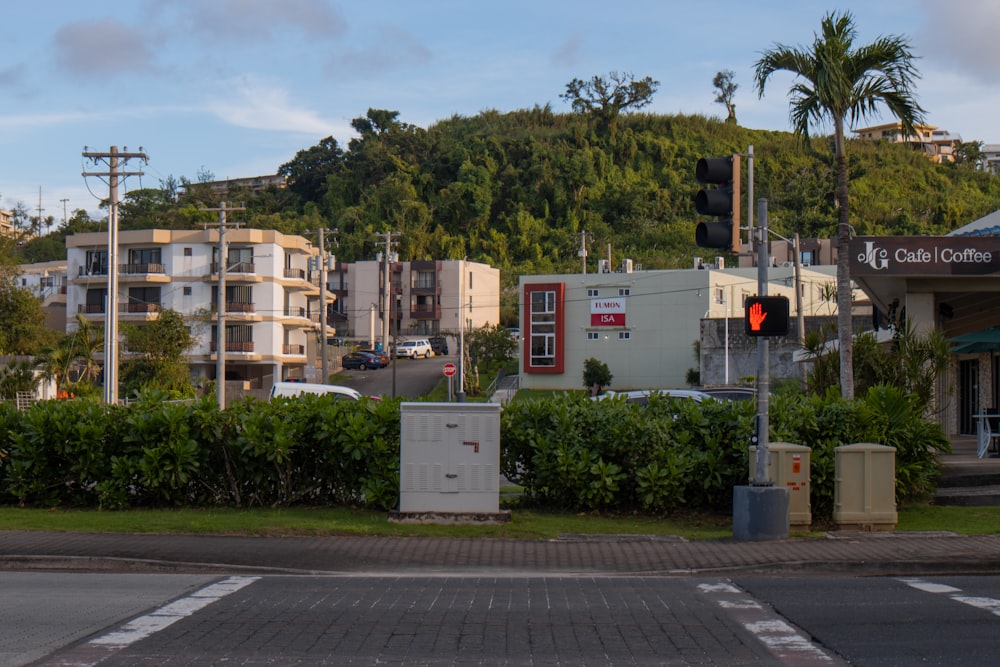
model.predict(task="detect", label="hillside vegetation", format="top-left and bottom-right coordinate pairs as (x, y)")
top-left (18, 108), bottom-right (1000, 289)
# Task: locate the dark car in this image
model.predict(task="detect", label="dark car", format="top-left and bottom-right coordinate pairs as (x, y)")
top-left (359, 349), bottom-right (390, 366)
top-left (428, 336), bottom-right (449, 356)
top-left (342, 351), bottom-right (383, 370)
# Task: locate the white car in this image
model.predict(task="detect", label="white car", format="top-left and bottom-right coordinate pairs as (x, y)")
top-left (395, 339), bottom-right (434, 359)
top-left (269, 382), bottom-right (363, 401)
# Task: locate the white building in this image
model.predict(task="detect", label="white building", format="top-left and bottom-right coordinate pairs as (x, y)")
top-left (331, 259), bottom-right (500, 348)
top-left (518, 260), bottom-right (842, 392)
top-left (66, 228), bottom-right (324, 400)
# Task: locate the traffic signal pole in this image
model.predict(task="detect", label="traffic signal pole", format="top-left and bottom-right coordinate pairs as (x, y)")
top-left (754, 199), bottom-right (771, 486)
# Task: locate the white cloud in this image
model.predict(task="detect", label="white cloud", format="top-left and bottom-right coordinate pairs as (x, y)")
top-left (204, 76), bottom-right (343, 136)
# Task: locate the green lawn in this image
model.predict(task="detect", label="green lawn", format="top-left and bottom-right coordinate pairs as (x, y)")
top-left (0, 503), bottom-right (994, 540)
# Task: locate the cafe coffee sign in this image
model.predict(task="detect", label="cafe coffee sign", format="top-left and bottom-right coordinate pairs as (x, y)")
top-left (850, 236), bottom-right (1000, 276)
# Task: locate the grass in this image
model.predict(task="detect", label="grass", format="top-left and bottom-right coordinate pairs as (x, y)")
top-left (0, 503), bottom-right (995, 540)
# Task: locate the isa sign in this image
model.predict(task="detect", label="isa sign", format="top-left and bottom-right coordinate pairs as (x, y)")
top-left (590, 297), bottom-right (626, 326)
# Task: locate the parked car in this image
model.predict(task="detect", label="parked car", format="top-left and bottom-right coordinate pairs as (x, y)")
top-left (342, 351), bottom-right (384, 370)
top-left (699, 386), bottom-right (756, 401)
top-left (269, 382), bottom-right (363, 401)
top-left (359, 349), bottom-right (390, 366)
top-left (428, 336), bottom-right (449, 356)
top-left (593, 389), bottom-right (712, 407)
top-left (395, 339), bottom-right (433, 359)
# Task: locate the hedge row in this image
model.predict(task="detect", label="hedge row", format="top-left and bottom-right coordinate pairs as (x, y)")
top-left (0, 385), bottom-right (949, 519)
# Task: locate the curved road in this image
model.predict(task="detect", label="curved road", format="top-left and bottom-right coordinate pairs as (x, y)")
top-left (333, 352), bottom-right (458, 400)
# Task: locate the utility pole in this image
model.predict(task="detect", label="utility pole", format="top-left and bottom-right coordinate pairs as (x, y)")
top-left (61, 198), bottom-right (69, 226)
top-left (201, 201), bottom-right (245, 408)
top-left (578, 230), bottom-right (588, 274)
top-left (36, 187), bottom-right (44, 235)
top-left (316, 228), bottom-right (338, 383)
top-left (82, 145), bottom-right (148, 406)
top-left (375, 231), bottom-right (401, 353)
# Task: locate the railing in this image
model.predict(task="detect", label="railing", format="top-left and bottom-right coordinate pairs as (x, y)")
top-left (282, 344), bottom-right (305, 355)
top-left (285, 307), bottom-right (307, 318)
top-left (410, 304), bottom-right (442, 319)
top-left (226, 302), bottom-right (255, 313)
top-left (121, 303), bottom-right (161, 313)
top-left (211, 262), bottom-right (256, 274)
top-left (78, 304), bottom-right (105, 314)
top-left (210, 341), bottom-right (255, 352)
top-left (284, 267), bottom-right (306, 280)
top-left (119, 263), bottom-right (165, 275)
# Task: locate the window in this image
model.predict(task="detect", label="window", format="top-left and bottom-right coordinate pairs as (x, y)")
top-left (715, 288), bottom-right (725, 305)
top-left (587, 332), bottom-right (599, 341)
top-left (183, 286), bottom-right (192, 296)
top-left (618, 288), bottom-right (631, 297)
top-left (184, 247), bottom-right (192, 257)
top-left (588, 289), bottom-right (599, 297)
top-left (84, 250), bottom-right (108, 275)
top-left (619, 331), bottom-right (631, 341)
top-left (414, 271), bottom-right (435, 289)
top-left (524, 282), bottom-right (565, 373)
top-left (128, 248), bottom-right (161, 265)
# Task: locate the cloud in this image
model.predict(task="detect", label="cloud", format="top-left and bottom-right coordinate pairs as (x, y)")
top-left (204, 76), bottom-right (341, 135)
top-left (918, 0), bottom-right (1000, 84)
top-left (165, 0), bottom-right (347, 41)
top-left (551, 34), bottom-right (584, 68)
top-left (327, 25), bottom-right (431, 77)
top-left (0, 63), bottom-right (27, 87)
top-left (52, 18), bottom-right (158, 78)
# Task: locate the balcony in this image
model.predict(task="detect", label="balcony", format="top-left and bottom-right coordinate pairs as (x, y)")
top-left (210, 341), bottom-right (255, 353)
top-left (122, 303), bottom-right (161, 313)
top-left (283, 267), bottom-right (306, 280)
top-left (410, 304), bottom-right (442, 320)
top-left (282, 344), bottom-right (305, 355)
top-left (78, 304), bottom-right (106, 315)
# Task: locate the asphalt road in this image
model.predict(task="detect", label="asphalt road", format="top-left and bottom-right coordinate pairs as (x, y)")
top-left (11, 573), bottom-right (1000, 665)
top-left (334, 352), bottom-right (458, 401)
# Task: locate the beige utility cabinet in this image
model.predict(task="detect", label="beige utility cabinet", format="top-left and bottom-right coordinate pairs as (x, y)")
top-left (398, 402), bottom-right (501, 513)
top-left (833, 443), bottom-right (898, 531)
top-left (749, 442), bottom-right (812, 529)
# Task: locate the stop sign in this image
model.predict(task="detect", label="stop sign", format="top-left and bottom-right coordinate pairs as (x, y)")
top-left (442, 362), bottom-right (457, 377)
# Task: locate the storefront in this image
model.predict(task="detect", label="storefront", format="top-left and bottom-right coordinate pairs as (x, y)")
top-left (850, 235), bottom-right (1000, 436)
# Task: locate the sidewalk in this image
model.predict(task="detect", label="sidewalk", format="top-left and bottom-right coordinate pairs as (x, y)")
top-left (2, 529), bottom-right (999, 577)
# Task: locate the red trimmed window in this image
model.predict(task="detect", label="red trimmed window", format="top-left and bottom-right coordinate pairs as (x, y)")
top-left (523, 282), bottom-right (564, 374)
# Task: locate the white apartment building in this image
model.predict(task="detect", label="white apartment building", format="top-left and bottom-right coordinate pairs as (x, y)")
top-left (66, 228), bottom-right (324, 399)
top-left (330, 259), bottom-right (500, 348)
top-left (518, 260), bottom-right (844, 392)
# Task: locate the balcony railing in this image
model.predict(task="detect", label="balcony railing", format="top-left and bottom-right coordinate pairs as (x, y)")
top-left (226, 302), bottom-right (255, 313)
top-left (410, 304), bottom-right (442, 319)
top-left (78, 266), bottom-right (108, 277)
top-left (285, 306), bottom-right (307, 318)
top-left (211, 262), bottom-right (256, 274)
top-left (122, 303), bottom-right (161, 313)
top-left (210, 341), bottom-right (255, 352)
top-left (120, 263), bottom-right (165, 275)
top-left (78, 304), bottom-right (105, 314)
top-left (282, 344), bottom-right (305, 355)
top-left (284, 267), bottom-right (306, 280)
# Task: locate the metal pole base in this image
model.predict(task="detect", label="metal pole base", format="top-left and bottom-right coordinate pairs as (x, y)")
top-left (733, 485), bottom-right (790, 541)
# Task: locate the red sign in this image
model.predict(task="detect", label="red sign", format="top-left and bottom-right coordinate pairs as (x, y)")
top-left (442, 362), bottom-right (457, 377)
top-left (591, 313), bottom-right (626, 326)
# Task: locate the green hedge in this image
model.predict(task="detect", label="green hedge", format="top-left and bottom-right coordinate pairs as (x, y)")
top-left (0, 385), bottom-right (948, 520)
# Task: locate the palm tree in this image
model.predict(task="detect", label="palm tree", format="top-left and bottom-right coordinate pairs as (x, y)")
top-left (69, 313), bottom-right (103, 385)
top-left (753, 11), bottom-right (924, 400)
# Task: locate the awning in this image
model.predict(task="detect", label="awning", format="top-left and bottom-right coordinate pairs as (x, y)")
top-left (950, 327), bottom-right (1000, 354)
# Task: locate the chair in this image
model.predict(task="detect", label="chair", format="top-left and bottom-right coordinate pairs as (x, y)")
top-left (978, 412), bottom-right (1000, 459)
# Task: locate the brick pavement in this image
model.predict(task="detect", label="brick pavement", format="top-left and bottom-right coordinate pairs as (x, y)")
top-left (1, 529), bottom-right (999, 577)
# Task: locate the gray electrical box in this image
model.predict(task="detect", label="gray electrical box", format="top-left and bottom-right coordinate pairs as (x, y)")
top-left (398, 402), bottom-right (501, 513)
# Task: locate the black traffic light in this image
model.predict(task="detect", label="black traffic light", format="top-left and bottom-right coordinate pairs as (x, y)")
top-left (694, 154), bottom-right (741, 252)
top-left (744, 296), bottom-right (789, 337)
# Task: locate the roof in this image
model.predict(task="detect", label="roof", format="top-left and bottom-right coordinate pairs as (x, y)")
top-left (948, 209), bottom-right (1000, 237)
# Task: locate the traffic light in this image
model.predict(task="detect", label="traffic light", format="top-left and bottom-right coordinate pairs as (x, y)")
top-left (744, 296), bottom-right (789, 337)
top-left (694, 154), bottom-right (741, 252)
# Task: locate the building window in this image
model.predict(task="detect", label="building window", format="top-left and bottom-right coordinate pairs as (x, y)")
top-left (588, 289), bottom-right (599, 297)
top-left (414, 271), bottom-right (435, 289)
top-left (587, 332), bottom-right (599, 341)
top-left (523, 282), bottom-right (565, 374)
top-left (619, 331), bottom-right (631, 341)
top-left (184, 247), bottom-right (192, 257)
top-left (183, 286), bottom-right (192, 296)
top-left (84, 250), bottom-right (108, 275)
top-left (715, 288), bottom-right (725, 305)
top-left (619, 288), bottom-right (631, 297)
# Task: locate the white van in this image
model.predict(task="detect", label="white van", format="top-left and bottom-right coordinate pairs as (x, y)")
top-left (269, 381), bottom-right (363, 401)
top-left (395, 339), bottom-right (433, 359)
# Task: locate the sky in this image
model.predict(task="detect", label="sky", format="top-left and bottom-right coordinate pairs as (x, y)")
top-left (2, 0), bottom-right (999, 222)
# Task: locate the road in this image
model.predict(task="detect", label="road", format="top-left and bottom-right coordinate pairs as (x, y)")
top-left (7, 573), bottom-right (1000, 665)
top-left (334, 351), bottom-right (458, 401)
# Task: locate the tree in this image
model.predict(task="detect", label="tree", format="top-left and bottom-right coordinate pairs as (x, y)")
top-left (712, 70), bottom-right (738, 123)
top-left (278, 136), bottom-right (345, 203)
top-left (754, 11), bottom-right (924, 400)
top-left (120, 309), bottom-right (196, 398)
top-left (560, 72), bottom-right (659, 133)
top-left (583, 357), bottom-right (613, 396)
top-left (0, 265), bottom-right (53, 355)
